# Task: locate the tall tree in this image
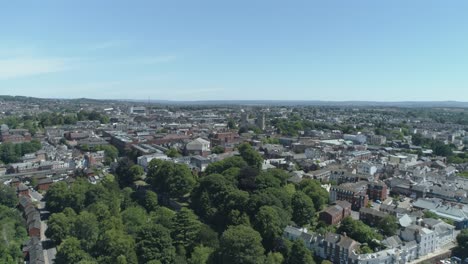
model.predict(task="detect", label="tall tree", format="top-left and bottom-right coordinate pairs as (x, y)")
top-left (172, 208), bottom-right (202, 254)
top-left (287, 240), bottom-right (315, 264)
top-left (188, 246), bottom-right (214, 264)
top-left (129, 165), bottom-right (144, 181)
top-left (147, 159), bottom-right (196, 199)
top-left (265, 252), bottom-right (284, 264)
top-left (55, 237), bottom-right (93, 264)
top-left (378, 215), bottom-right (398, 237)
top-left (136, 224), bottom-right (176, 264)
top-left (253, 206), bottom-right (286, 250)
top-left (46, 212), bottom-right (72, 245)
top-left (218, 225), bottom-right (265, 264)
top-left (204, 156), bottom-right (248, 175)
top-left (115, 158), bottom-right (135, 188)
top-left (96, 229), bottom-right (138, 264)
top-left (299, 179), bottom-right (329, 211)
top-left (45, 181), bottom-right (70, 213)
top-left (121, 206), bottom-right (149, 236)
top-left (291, 191), bottom-right (315, 227)
top-left (0, 184), bottom-right (18, 208)
top-left (143, 190), bottom-right (159, 212)
top-left (73, 211), bottom-right (99, 251)
top-left (238, 143), bottom-right (263, 168)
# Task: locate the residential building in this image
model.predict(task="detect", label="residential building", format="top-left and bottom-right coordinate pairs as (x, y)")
top-left (357, 163), bottom-right (377, 176)
top-left (137, 153), bottom-right (170, 169)
top-left (367, 181), bottom-right (388, 201)
top-left (359, 207), bottom-right (387, 226)
top-left (330, 181), bottom-right (369, 210)
top-left (319, 200), bottom-right (352, 225)
top-left (185, 137), bottom-right (211, 156)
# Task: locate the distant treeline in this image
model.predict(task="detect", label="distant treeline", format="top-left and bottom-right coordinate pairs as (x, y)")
top-left (0, 110), bottom-right (110, 135)
top-left (0, 140), bottom-right (42, 164)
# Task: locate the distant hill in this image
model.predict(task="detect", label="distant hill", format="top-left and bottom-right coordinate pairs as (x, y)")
top-left (1, 95), bottom-right (468, 108)
top-left (127, 99), bottom-right (468, 108)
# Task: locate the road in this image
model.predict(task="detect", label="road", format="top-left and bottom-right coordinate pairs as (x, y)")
top-left (408, 241), bottom-right (457, 264)
top-left (32, 190), bottom-right (56, 264)
top-left (0, 168), bottom-right (69, 180)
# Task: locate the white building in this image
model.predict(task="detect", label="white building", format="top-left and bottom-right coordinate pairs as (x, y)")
top-left (400, 225), bottom-right (437, 257)
top-left (129, 106), bottom-right (146, 116)
top-left (284, 221), bottom-right (454, 264)
top-left (357, 162), bottom-right (377, 176)
top-left (186, 138), bottom-right (210, 156)
top-left (137, 153), bottom-right (170, 169)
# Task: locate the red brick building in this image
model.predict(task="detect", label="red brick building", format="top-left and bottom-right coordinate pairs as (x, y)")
top-left (367, 181), bottom-right (388, 202)
top-left (16, 183), bottom-right (30, 197)
top-left (210, 132), bottom-right (240, 151)
top-left (359, 207), bottom-right (388, 226)
top-left (319, 200), bottom-right (352, 225)
top-left (36, 178), bottom-right (53, 191)
top-left (329, 181), bottom-right (369, 210)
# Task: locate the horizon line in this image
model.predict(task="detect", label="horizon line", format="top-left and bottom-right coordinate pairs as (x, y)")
top-left (1, 95), bottom-right (468, 104)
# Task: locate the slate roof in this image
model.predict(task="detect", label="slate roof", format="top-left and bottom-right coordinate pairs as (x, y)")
top-left (381, 235), bottom-right (403, 248)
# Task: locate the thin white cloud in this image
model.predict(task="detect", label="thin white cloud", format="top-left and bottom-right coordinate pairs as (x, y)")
top-left (86, 40), bottom-right (126, 51)
top-left (0, 57), bottom-right (72, 80)
top-left (132, 55), bottom-right (178, 65)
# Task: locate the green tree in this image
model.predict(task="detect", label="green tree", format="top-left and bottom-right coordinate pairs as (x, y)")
top-left (337, 217), bottom-right (382, 245)
top-left (165, 148), bottom-right (182, 158)
top-left (0, 184), bottom-right (18, 208)
top-left (254, 206), bottom-right (286, 250)
top-left (287, 240), bottom-right (315, 264)
top-left (456, 229), bottom-right (468, 258)
top-left (136, 224), bottom-right (176, 264)
top-left (211, 146), bottom-right (225, 154)
top-left (291, 191), bottom-right (315, 227)
top-left (227, 118), bottom-right (237, 129)
top-left (360, 245), bottom-right (373, 254)
top-left (121, 206), bottom-right (149, 236)
top-left (68, 179), bottom-right (90, 213)
top-left (256, 169), bottom-right (289, 189)
top-left (433, 142), bottom-right (453, 157)
top-left (423, 210), bottom-right (439, 219)
top-left (147, 159), bottom-right (196, 199)
top-left (196, 224), bottom-right (219, 249)
top-left (191, 174), bottom-right (249, 231)
top-left (0, 205), bottom-right (28, 263)
top-left (73, 211), bottom-right (99, 251)
top-left (265, 252), bottom-right (284, 264)
top-left (172, 208), bottom-right (202, 254)
top-left (143, 190), bottom-right (159, 212)
top-left (96, 229), bottom-right (138, 264)
top-left (238, 143), bottom-right (263, 168)
top-left (218, 225), bottom-right (265, 264)
top-left (87, 202), bottom-right (112, 222)
top-left (45, 181), bottom-right (70, 213)
top-left (100, 145), bottom-right (118, 164)
top-left (149, 206), bottom-right (176, 230)
top-left (46, 212), bottom-right (72, 245)
top-left (55, 237), bottom-right (93, 264)
top-left (129, 165), bottom-right (144, 181)
top-left (188, 246), bottom-right (214, 264)
top-left (205, 156), bottom-right (248, 175)
top-left (378, 215), bottom-right (398, 237)
top-left (115, 158), bottom-right (135, 188)
top-left (299, 179), bottom-right (329, 211)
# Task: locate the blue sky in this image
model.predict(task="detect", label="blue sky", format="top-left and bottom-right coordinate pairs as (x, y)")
top-left (1, 0), bottom-right (468, 101)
